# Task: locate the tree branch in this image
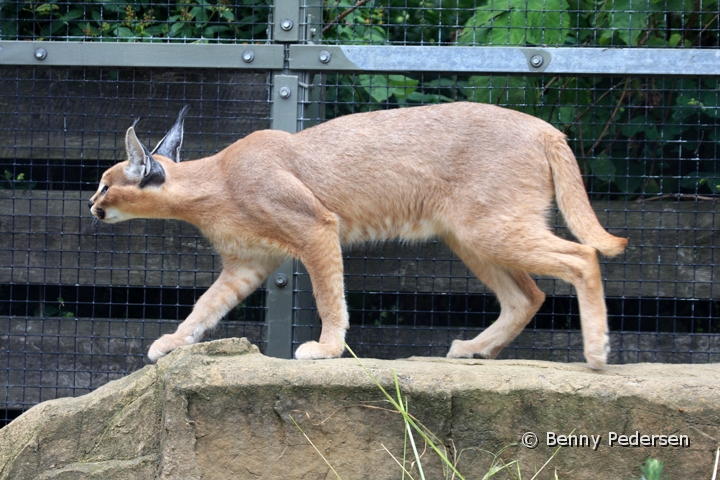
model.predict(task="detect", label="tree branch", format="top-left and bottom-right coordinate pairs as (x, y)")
top-left (322, 0), bottom-right (373, 35)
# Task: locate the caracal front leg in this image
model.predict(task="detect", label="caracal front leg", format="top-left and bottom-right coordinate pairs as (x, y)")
top-left (294, 220), bottom-right (348, 360)
top-left (148, 255), bottom-right (280, 362)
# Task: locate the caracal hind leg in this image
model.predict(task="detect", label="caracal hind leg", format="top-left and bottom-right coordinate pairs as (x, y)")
top-left (147, 255), bottom-right (280, 362)
top-left (294, 219), bottom-right (348, 360)
top-left (445, 236), bottom-right (545, 359)
top-left (461, 228), bottom-right (610, 369)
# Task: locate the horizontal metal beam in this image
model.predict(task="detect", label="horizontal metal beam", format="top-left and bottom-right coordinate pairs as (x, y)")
top-left (3, 41), bottom-right (718, 76)
top-left (0, 41), bottom-right (285, 69)
top-left (290, 45), bottom-right (720, 76)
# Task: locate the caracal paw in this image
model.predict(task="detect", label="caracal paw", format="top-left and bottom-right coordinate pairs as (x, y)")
top-left (148, 333), bottom-right (194, 363)
top-left (583, 333), bottom-right (610, 370)
top-left (584, 351), bottom-right (608, 370)
top-left (448, 338), bottom-right (495, 358)
top-left (294, 340), bottom-right (344, 360)
top-left (584, 340), bottom-right (610, 370)
top-left (447, 339), bottom-right (496, 359)
top-left (446, 339), bottom-right (476, 358)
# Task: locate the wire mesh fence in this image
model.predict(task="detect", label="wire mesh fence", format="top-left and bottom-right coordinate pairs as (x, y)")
top-left (315, 0), bottom-right (720, 47)
top-left (5, 0), bottom-right (717, 47)
top-left (1, 0), bottom-right (719, 430)
top-left (0, 66), bottom-right (272, 425)
top-left (1, 0), bottom-right (272, 43)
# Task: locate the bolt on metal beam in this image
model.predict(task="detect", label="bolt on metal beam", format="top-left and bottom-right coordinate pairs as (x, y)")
top-left (0, 41), bottom-right (285, 69)
top-left (288, 45), bottom-right (720, 76)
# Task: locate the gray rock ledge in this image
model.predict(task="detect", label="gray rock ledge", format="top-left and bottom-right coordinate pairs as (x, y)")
top-left (1, 338), bottom-right (718, 479)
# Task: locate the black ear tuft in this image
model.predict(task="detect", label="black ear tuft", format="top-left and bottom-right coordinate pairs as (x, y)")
top-left (125, 126), bottom-right (166, 187)
top-left (152, 105), bottom-right (189, 163)
top-left (138, 141), bottom-right (166, 188)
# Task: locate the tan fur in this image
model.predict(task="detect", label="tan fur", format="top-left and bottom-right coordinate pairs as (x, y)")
top-left (89, 102), bottom-right (627, 368)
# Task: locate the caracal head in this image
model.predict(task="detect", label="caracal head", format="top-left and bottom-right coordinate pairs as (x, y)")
top-left (88, 106), bottom-right (188, 224)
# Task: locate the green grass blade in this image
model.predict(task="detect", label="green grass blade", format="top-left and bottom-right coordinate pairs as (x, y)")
top-left (382, 443), bottom-right (417, 480)
top-left (345, 343), bottom-right (465, 480)
top-left (405, 416), bottom-right (426, 480)
top-left (394, 370), bottom-right (425, 480)
top-left (529, 444), bottom-right (563, 480)
top-left (290, 415), bottom-right (343, 480)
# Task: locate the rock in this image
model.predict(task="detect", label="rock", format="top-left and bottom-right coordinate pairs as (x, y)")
top-left (1, 338), bottom-right (718, 479)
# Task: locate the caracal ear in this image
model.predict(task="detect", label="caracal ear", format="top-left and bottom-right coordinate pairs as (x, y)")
top-left (125, 126), bottom-right (150, 179)
top-left (151, 105), bottom-right (189, 163)
top-left (125, 126), bottom-right (166, 187)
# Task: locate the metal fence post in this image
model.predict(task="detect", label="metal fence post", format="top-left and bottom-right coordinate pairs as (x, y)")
top-left (264, 74), bottom-right (299, 359)
top-left (264, 0), bottom-right (324, 358)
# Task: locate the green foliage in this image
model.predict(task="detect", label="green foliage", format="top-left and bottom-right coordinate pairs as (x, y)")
top-left (322, 0), bottom-right (719, 47)
top-left (0, 0), bottom-right (271, 42)
top-left (34, 297), bottom-right (75, 318)
top-left (638, 457), bottom-right (664, 480)
top-left (457, 0), bottom-right (574, 46)
top-left (1, 170), bottom-right (36, 190)
top-left (376, 302), bottom-right (404, 325)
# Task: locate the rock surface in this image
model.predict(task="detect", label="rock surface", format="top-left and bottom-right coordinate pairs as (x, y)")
top-left (1, 338), bottom-right (718, 479)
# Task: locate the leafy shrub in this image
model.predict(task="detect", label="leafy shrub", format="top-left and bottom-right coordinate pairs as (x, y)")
top-left (0, 0), bottom-right (271, 42)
